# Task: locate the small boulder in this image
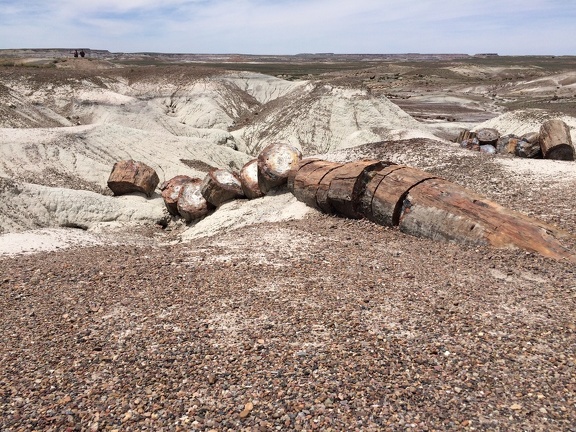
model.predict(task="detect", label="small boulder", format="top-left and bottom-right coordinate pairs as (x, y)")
top-left (496, 135), bottom-right (519, 155)
top-left (516, 132), bottom-right (542, 158)
top-left (476, 128), bottom-right (500, 145)
top-left (160, 175), bottom-right (195, 215)
top-left (239, 159), bottom-right (264, 199)
top-left (177, 179), bottom-right (214, 222)
top-left (107, 160), bottom-right (159, 197)
top-left (257, 143), bottom-right (303, 193)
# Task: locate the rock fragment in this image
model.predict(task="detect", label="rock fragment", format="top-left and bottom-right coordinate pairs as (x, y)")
top-left (107, 160), bottom-right (159, 197)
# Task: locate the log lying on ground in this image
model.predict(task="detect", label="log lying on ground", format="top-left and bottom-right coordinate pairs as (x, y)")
top-left (160, 175), bottom-right (195, 215)
top-left (476, 128), bottom-right (500, 145)
top-left (201, 169), bottom-right (244, 207)
top-left (399, 178), bottom-right (575, 261)
top-left (239, 159), bottom-right (264, 200)
top-left (177, 179), bottom-right (214, 222)
top-left (257, 143), bottom-right (302, 193)
top-left (516, 132), bottom-right (542, 158)
top-left (289, 158), bottom-right (575, 262)
top-left (539, 119), bottom-right (575, 160)
top-left (107, 160), bottom-right (159, 197)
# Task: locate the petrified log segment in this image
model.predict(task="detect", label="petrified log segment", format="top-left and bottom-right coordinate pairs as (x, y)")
top-left (287, 158), bottom-right (322, 192)
top-left (160, 175), bottom-right (195, 215)
top-left (292, 160), bottom-right (343, 210)
top-left (201, 169), bottom-right (244, 207)
top-left (257, 143), bottom-right (303, 193)
top-left (177, 179), bottom-right (214, 222)
top-left (326, 160), bottom-right (387, 219)
top-left (476, 128), bottom-right (500, 145)
top-left (399, 178), bottom-right (575, 262)
top-left (456, 129), bottom-right (477, 144)
top-left (239, 159), bottom-right (264, 200)
top-left (539, 119), bottom-right (575, 160)
top-left (360, 166), bottom-right (439, 227)
top-left (107, 160), bottom-right (159, 197)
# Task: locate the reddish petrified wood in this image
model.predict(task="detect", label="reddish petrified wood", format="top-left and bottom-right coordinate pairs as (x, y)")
top-left (539, 119), bottom-right (575, 161)
top-left (360, 165), bottom-right (438, 227)
top-left (239, 159), bottom-right (264, 200)
top-left (160, 175), bottom-right (195, 215)
top-left (399, 178), bottom-right (575, 262)
top-left (291, 160), bottom-right (343, 210)
top-left (287, 158), bottom-right (322, 192)
top-left (326, 160), bottom-right (387, 219)
top-left (107, 160), bottom-right (159, 197)
top-left (201, 169), bottom-right (244, 207)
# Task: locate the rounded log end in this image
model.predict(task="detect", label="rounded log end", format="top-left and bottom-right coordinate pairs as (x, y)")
top-left (257, 143), bottom-right (303, 193)
top-left (239, 159), bottom-right (264, 199)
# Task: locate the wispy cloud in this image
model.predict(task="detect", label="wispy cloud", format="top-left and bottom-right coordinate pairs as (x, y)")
top-left (0, 0), bottom-right (574, 54)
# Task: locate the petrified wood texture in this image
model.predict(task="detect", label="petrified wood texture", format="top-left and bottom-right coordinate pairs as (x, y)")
top-left (539, 119), bottom-right (575, 161)
top-left (107, 160), bottom-right (159, 197)
top-left (177, 179), bottom-right (214, 222)
top-left (160, 175), bottom-right (195, 215)
top-left (239, 159), bottom-right (264, 200)
top-left (257, 143), bottom-right (303, 193)
top-left (399, 178), bottom-right (575, 261)
top-left (201, 169), bottom-right (244, 207)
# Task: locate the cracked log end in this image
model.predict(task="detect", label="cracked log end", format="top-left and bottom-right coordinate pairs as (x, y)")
top-left (177, 179), bottom-right (214, 222)
top-left (201, 169), bottom-right (244, 207)
top-left (257, 143), bottom-right (303, 193)
top-left (239, 159), bottom-right (264, 200)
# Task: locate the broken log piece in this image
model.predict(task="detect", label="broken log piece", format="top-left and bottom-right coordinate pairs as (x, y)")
top-left (107, 159), bottom-right (159, 197)
top-left (239, 159), bottom-right (264, 200)
top-left (177, 179), bottom-right (214, 222)
top-left (160, 175), bottom-right (195, 215)
top-left (201, 169), bottom-right (244, 207)
top-left (291, 160), bottom-right (343, 210)
top-left (496, 135), bottom-right (519, 155)
top-left (476, 128), bottom-right (500, 145)
top-left (399, 178), bottom-right (575, 262)
top-left (287, 158), bottom-right (322, 193)
top-left (456, 129), bottom-right (477, 144)
top-left (517, 132), bottom-right (542, 158)
top-left (257, 143), bottom-right (303, 193)
top-left (360, 166), bottom-right (439, 227)
top-left (326, 160), bottom-right (388, 219)
top-left (539, 119), bottom-right (575, 160)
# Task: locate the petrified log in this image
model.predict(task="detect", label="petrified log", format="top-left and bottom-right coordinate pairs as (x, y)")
top-left (326, 160), bottom-right (386, 218)
top-left (177, 179), bottom-right (214, 222)
top-left (359, 165), bottom-right (439, 227)
top-left (257, 143), bottom-right (303, 193)
top-left (399, 178), bottom-right (575, 261)
top-left (456, 129), bottom-right (477, 144)
top-left (476, 128), bottom-right (500, 145)
top-left (291, 160), bottom-right (343, 210)
top-left (539, 119), bottom-right (575, 160)
top-left (239, 159), bottom-right (264, 200)
top-left (107, 160), bottom-right (159, 197)
top-left (287, 158), bottom-right (322, 192)
top-left (160, 175), bottom-right (195, 215)
top-left (201, 169), bottom-right (244, 207)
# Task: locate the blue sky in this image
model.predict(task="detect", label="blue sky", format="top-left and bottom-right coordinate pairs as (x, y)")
top-left (1, 0), bottom-right (575, 54)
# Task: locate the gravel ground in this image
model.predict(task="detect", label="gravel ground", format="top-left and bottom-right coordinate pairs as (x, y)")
top-left (1, 212), bottom-right (575, 431)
